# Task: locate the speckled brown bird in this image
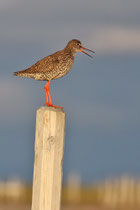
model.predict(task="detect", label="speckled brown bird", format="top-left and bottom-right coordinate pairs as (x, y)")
top-left (14, 39), bottom-right (95, 108)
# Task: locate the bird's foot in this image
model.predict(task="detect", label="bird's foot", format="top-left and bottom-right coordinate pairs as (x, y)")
top-left (44, 103), bottom-right (63, 109)
top-left (44, 102), bottom-right (50, 106)
top-left (50, 104), bottom-right (63, 109)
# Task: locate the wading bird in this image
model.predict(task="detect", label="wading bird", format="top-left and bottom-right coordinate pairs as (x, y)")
top-left (14, 39), bottom-right (95, 108)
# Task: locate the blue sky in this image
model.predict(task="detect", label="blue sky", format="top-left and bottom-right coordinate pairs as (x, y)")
top-left (0, 0), bottom-right (140, 183)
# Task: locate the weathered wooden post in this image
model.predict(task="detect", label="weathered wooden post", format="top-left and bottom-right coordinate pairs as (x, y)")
top-left (31, 106), bottom-right (66, 210)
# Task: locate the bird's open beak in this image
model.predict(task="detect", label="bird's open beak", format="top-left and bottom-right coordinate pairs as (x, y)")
top-left (80, 46), bottom-right (95, 58)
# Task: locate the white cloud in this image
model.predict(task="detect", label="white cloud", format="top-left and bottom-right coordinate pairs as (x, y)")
top-left (90, 26), bottom-right (140, 54)
top-left (1, 0), bottom-right (140, 54)
top-left (2, 21), bottom-right (140, 54)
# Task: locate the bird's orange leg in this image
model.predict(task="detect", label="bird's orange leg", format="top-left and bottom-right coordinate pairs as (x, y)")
top-left (44, 81), bottom-right (63, 109)
top-left (44, 83), bottom-right (49, 106)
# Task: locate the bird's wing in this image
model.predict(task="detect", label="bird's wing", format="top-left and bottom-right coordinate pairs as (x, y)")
top-left (29, 50), bottom-right (63, 73)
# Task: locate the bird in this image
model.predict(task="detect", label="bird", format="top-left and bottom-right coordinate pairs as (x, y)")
top-left (14, 39), bottom-right (95, 108)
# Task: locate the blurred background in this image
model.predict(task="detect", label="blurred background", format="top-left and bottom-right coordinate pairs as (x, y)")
top-left (0, 0), bottom-right (140, 209)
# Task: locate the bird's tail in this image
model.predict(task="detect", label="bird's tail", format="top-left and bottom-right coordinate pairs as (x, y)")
top-left (14, 71), bottom-right (22, 76)
top-left (14, 68), bottom-right (34, 78)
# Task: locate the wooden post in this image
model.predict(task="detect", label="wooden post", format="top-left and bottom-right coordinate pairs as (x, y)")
top-left (31, 106), bottom-right (66, 210)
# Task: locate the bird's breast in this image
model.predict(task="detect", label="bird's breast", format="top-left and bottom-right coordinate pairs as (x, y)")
top-left (51, 56), bottom-right (74, 80)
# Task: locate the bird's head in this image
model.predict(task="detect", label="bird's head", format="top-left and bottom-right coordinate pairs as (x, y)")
top-left (66, 39), bottom-right (95, 58)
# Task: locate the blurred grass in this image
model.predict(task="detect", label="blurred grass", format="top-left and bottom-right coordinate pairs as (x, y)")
top-left (0, 176), bottom-right (140, 209)
top-left (0, 204), bottom-right (140, 210)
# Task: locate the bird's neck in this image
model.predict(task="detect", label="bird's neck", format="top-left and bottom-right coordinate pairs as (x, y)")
top-left (64, 47), bottom-right (77, 57)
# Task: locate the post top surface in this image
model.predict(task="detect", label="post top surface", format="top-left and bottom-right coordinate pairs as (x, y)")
top-left (37, 106), bottom-right (65, 113)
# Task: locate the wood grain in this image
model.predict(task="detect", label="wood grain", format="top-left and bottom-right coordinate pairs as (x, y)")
top-left (31, 107), bottom-right (66, 210)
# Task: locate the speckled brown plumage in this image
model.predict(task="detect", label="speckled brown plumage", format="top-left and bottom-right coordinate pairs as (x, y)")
top-left (14, 50), bottom-right (75, 81)
top-left (14, 40), bottom-right (80, 81)
top-left (14, 39), bottom-right (94, 108)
